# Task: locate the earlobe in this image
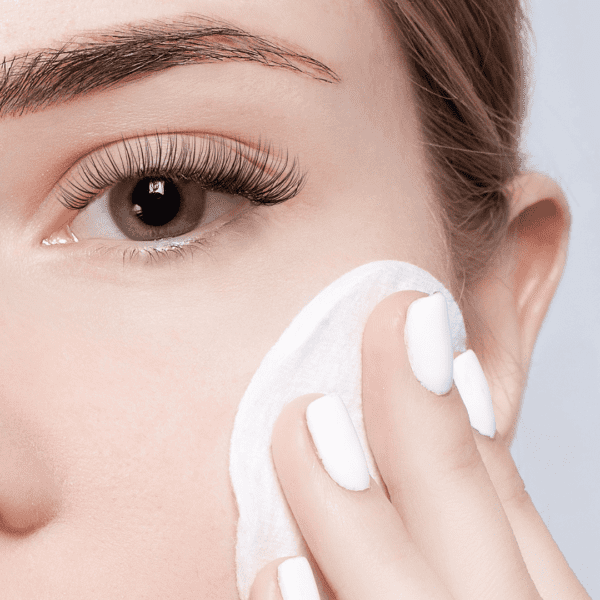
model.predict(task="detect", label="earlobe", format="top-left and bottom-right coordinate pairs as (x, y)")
top-left (466, 171), bottom-right (570, 445)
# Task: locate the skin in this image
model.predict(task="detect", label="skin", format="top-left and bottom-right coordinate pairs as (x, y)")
top-left (0, 0), bottom-right (586, 598)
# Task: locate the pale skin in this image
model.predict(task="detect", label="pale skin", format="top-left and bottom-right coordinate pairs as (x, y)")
top-left (0, 0), bottom-right (589, 598)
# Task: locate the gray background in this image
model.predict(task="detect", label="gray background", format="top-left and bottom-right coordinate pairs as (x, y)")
top-left (510, 0), bottom-right (599, 595)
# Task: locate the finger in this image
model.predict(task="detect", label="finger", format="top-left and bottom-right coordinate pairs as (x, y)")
top-left (361, 291), bottom-right (541, 600)
top-left (474, 432), bottom-right (592, 600)
top-left (271, 393), bottom-right (453, 600)
top-left (249, 557), bottom-right (287, 600)
top-left (249, 556), bottom-right (323, 600)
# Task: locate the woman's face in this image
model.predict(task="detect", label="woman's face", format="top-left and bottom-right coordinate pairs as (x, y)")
top-left (1, 0), bottom-right (447, 597)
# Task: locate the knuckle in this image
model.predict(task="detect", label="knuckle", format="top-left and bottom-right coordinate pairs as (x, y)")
top-left (440, 428), bottom-right (484, 481)
top-left (432, 401), bottom-right (485, 481)
top-left (489, 438), bottom-right (536, 512)
top-left (499, 467), bottom-right (533, 511)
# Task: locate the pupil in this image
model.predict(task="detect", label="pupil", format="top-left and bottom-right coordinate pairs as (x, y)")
top-left (131, 177), bottom-right (181, 227)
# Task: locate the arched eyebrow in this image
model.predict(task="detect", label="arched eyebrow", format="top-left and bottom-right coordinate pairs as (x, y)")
top-left (0, 14), bottom-right (341, 119)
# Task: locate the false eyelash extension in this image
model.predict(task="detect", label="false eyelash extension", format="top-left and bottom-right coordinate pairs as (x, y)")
top-left (56, 132), bottom-right (307, 211)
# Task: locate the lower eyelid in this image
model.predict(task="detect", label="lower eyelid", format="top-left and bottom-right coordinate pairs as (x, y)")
top-left (76, 200), bottom-right (262, 267)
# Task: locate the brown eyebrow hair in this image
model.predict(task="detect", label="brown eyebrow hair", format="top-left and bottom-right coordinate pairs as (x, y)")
top-left (0, 14), bottom-right (341, 119)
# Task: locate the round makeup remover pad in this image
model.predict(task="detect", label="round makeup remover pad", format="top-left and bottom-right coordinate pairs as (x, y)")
top-left (229, 260), bottom-right (467, 599)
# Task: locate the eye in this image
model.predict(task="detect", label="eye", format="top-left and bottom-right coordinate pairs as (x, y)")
top-left (41, 133), bottom-right (307, 261)
top-left (64, 176), bottom-right (246, 244)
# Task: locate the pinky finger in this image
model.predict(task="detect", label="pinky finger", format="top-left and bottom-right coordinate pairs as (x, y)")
top-left (249, 556), bottom-right (322, 600)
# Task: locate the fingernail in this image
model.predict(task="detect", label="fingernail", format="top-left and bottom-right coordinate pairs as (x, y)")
top-left (453, 350), bottom-right (496, 438)
top-left (404, 292), bottom-right (454, 395)
top-left (277, 556), bottom-right (321, 600)
top-left (305, 394), bottom-right (370, 491)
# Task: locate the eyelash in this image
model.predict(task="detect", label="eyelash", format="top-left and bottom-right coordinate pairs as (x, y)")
top-left (54, 133), bottom-right (307, 265)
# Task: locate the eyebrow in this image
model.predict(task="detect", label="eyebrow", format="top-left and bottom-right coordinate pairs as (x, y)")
top-left (0, 14), bottom-right (341, 119)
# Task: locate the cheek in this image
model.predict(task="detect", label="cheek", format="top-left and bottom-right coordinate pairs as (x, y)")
top-left (0, 282), bottom-right (264, 494)
top-left (0, 275), bottom-right (270, 597)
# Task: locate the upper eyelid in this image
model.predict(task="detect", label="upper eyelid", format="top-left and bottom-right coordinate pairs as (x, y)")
top-left (56, 131), bottom-right (286, 184)
top-left (59, 132), bottom-right (277, 183)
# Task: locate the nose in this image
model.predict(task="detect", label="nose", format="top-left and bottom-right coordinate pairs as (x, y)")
top-left (0, 419), bottom-right (60, 535)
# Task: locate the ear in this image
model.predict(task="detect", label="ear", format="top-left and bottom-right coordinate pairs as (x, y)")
top-left (466, 171), bottom-right (571, 446)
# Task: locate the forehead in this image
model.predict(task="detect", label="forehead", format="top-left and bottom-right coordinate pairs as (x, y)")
top-left (0, 0), bottom-right (414, 139)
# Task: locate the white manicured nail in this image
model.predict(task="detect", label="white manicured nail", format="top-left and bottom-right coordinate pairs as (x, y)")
top-left (404, 292), bottom-right (454, 395)
top-left (453, 350), bottom-right (496, 438)
top-left (305, 394), bottom-right (370, 491)
top-left (277, 556), bottom-right (321, 600)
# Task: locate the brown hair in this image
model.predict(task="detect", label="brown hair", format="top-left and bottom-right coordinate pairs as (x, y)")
top-left (379, 0), bottom-right (534, 339)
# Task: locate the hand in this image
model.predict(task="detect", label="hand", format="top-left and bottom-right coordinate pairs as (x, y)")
top-left (249, 291), bottom-right (591, 600)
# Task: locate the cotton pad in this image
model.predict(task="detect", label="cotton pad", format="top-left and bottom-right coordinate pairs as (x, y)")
top-left (229, 260), bottom-right (467, 599)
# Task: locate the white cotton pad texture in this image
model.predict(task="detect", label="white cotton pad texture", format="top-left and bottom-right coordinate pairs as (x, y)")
top-left (229, 260), bottom-right (467, 600)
